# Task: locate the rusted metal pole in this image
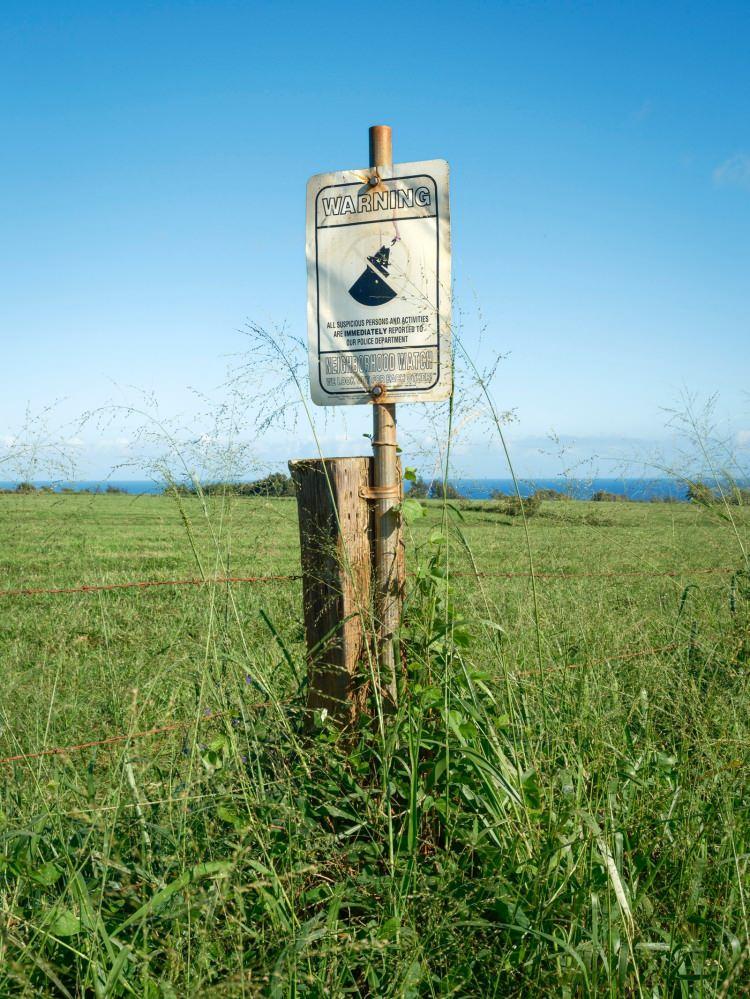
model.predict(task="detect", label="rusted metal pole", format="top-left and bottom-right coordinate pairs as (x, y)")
top-left (369, 124), bottom-right (401, 707)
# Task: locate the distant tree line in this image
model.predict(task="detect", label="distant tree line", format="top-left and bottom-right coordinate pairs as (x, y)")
top-left (687, 480), bottom-right (750, 506)
top-left (1, 475), bottom-right (301, 497)
top-left (6, 475), bottom-right (747, 506)
top-left (0, 483), bottom-right (127, 495)
top-left (407, 475), bottom-right (463, 500)
top-left (491, 492), bottom-right (542, 517)
top-left (408, 478), bottom-right (581, 505)
top-left (591, 490), bottom-right (628, 502)
top-left (167, 472), bottom-right (296, 498)
top-left (407, 478), bottom-right (576, 517)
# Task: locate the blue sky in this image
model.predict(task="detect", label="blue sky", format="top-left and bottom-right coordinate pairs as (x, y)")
top-left (1, 0), bottom-right (748, 480)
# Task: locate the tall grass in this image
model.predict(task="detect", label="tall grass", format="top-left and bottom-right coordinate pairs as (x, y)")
top-left (0, 351), bottom-right (748, 994)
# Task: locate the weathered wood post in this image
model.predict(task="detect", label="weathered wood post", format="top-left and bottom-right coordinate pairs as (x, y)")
top-left (289, 457), bottom-right (374, 725)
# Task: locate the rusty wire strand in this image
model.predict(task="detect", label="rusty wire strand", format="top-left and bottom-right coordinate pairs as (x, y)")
top-left (0, 635), bottom-right (723, 766)
top-left (0, 565), bottom-right (736, 600)
top-left (0, 700), bottom-right (291, 766)
top-left (449, 566), bottom-right (735, 581)
top-left (0, 574), bottom-right (301, 599)
top-left (513, 642), bottom-right (683, 679)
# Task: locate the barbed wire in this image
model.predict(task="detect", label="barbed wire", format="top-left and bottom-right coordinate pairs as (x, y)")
top-left (451, 566), bottom-right (735, 581)
top-left (0, 565), bottom-right (736, 600)
top-left (0, 714), bottom-right (227, 765)
top-left (0, 701), bottom-right (287, 766)
top-left (0, 636), bottom-right (719, 766)
top-left (0, 558), bottom-right (738, 763)
top-left (0, 574), bottom-right (301, 599)
top-left (514, 642), bottom-right (682, 679)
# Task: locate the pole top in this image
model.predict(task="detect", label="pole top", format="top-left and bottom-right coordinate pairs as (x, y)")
top-left (369, 125), bottom-right (392, 169)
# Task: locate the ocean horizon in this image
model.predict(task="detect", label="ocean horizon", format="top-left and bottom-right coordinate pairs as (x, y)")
top-left (0, 477), bottom-right (698, 501)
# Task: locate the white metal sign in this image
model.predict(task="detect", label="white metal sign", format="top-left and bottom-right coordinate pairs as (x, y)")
top-left (306, 159), bottom-right (451, 406)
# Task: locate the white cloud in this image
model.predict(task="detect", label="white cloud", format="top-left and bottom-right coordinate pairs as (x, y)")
top-left (713, 153), bottom-right (750, 190)
top-left (736, 430), bottom-right (750, 448)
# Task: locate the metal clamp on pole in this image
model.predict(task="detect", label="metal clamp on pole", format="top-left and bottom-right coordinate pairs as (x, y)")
top-left (359, 484), bottom-right (401, 502)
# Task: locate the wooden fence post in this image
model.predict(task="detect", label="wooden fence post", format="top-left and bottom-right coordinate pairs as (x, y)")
top-left (289, 457), bottom-right (374, 725)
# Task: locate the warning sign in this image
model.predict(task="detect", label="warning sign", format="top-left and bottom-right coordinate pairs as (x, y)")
top-left (306, 159), bottom-right (451, 405)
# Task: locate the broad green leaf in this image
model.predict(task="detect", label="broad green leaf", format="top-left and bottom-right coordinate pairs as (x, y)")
top-left (31, 862), bottom-right (63, 886)
top-left (217, 806), bottom-right (242, 827)
top-left (50, 909), bottom-right (81, 937)
top-left (378, 916), bottom-right (400, 940)
top-left (401, 498), bottom-right (426, 524)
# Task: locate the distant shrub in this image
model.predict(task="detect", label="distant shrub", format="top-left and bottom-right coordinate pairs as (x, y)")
top-left (105, 485), bottom-right (126, 494)
top-left (166, 473), bottom-right (296, 498)
top-left (201, 482), bottom-right (237, 496)
top-left (236, 473), bottom-right (296, 497)
top-left (496, 493), bottom-right (542, 518)
top-left (406, 474), bottom-right (430, 499)
top-left (726, 486), bottom-right (750, 506)
top-left (15, 482), bottom-right (37, 493)
top-left (674, 479), bottom-right (750, 508)
top-left (592, 490), bottom-right (628, 502)
top-left (687, 481), bottom-right (716, 505)
top-left (429, 481), bottom-right (462, 500)
top-left (532, 488), bottom-right (571, 501)
top-left (166, 483), bottom-right (195, 496)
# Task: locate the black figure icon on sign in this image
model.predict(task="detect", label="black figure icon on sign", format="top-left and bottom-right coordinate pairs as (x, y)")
top-left (348, 245), bottom-right (398, 306)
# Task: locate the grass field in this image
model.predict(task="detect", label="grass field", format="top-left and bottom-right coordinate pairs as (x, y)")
top-left (1, 490), bottom-right (748, 996)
